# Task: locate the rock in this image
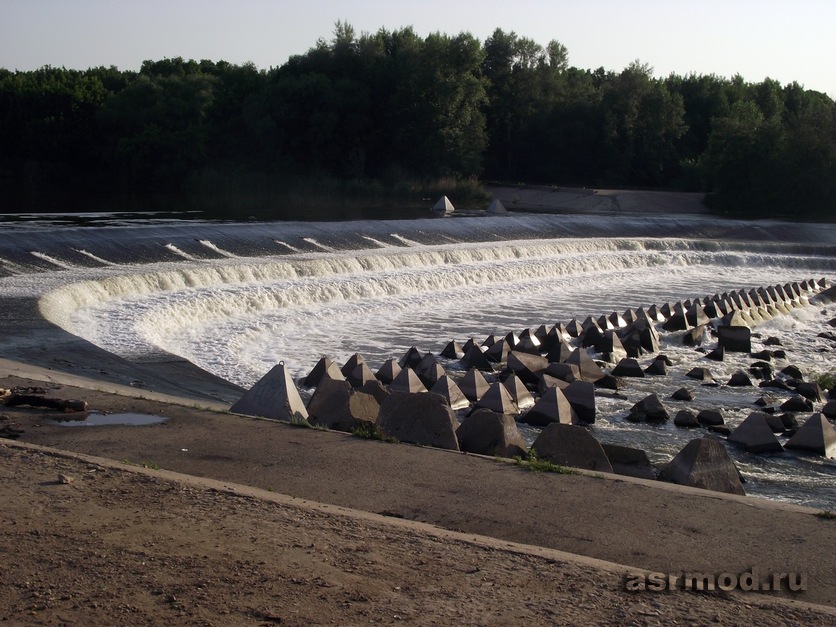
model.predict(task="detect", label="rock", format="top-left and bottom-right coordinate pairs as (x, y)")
top-left (531, 423), bottom-right (613, 472)
top-left (611, 358), bottom-right (645, 377)
top-left (727, 370), bottom-right (753, 387)
top-left (626, 393), bottom-right (670, 423)
top-left (728, 413), bottom-right (784, 453)
top-left (784, 413), bottom-right (836, 457)
top-left (518, 386), bottom-right (577, 426)
top-left (697, 409), bottom-right (725, 427)
top-left (307, 376), bottom-right (379, 432)
top-left (600, 444), bottom-right (656, 480)
top-left (671, 387), bottom-right (695, 401)
top-left (376, 392), bottom-right (460, 450)
top-left (764, 336), bottom-right (783, 346)
top-left (4, 394), bottom-right (88, 413)
top-left (230, 362), bottom-right (309, 422)
top-left (749, 361), bottom-right (774, 380)
top-left (456, 409), bottom-right (527, 458)
top-left (707, 424), bottom-right (731, 436)
top-left (717, 326), bottom-right (752, 353)
top-left (660, 437), bottom-right (746, 495)
top-left (674, 410), bottom-right (700, 428)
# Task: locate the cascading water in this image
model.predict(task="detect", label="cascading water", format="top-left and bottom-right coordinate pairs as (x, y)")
top-left (1, 211), bottom-right (834, 509)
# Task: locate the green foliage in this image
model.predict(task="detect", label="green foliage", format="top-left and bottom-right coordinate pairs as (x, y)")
top-left (1, 23), bottom-right (835, 219)
top-left (513, 449), bottom-right (581, 475)
top-left (351, 422), bottom-right (386, 440)
top-left (811, 370), bottom-right (836, 391)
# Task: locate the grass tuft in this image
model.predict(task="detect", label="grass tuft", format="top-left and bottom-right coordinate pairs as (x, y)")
top-left (513, 449), bottom-right (581, 475)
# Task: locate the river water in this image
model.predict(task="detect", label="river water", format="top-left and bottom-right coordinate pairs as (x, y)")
top-left (1, 210), bottom-right (835, 509)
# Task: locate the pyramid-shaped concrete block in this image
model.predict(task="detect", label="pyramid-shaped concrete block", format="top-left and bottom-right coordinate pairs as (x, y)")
top-left (660, 437), bottom-right (745, 495)
top-left (785, 413), bottom-right (836, 457)
top-left (502, 373), bottom-right (535, 409)
top-left (389, 367), bottom-right (428, 394)
top-left (302, 357), bottom-right (344, 387)
top-left (431, 195), bottom-right (455, 213)
top-left (429, 375), bottom-right (470, 410)
top-left (565, 347), bottom-right (605, 383)
top-left (459, 368), bottom-right (491, 402)
top-left (519, 386), bottom-right (577, 426)
top-left (531, 423), bottom-right (613, 472)
top-left (728, 413), bottom-right (784, 453)
top-left (375, 358), bottom-right (402, 385)
top-left (230, 362), bottom-right (309, 422)
top-left (474, 381), bottom-right (520, 415)
top-left (486, 198), bottom-right (508, 213)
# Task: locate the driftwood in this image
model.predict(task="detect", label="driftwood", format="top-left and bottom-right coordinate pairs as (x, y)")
top-left (4, 394), bottom-right (88, 413)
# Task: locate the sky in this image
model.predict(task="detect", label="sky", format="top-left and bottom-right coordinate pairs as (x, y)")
top-left (2, 0), bottom-right (834, 98)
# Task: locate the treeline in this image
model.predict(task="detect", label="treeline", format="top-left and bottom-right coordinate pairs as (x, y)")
top-left (1, 23), bottom-right (835, 218)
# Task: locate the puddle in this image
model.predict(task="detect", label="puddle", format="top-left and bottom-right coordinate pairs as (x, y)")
top-left (49, 412), bottom-right (169, 427)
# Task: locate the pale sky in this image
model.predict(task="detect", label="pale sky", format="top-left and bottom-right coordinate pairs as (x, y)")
top-left (2, 0), bottom-right (834, 98)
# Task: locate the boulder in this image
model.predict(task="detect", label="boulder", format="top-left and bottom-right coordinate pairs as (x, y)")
top-left (600, 443), bottom-right (656, 480)
top-left (307, 376), bottom-right (379, 432)
top-left (728, 413), bottom-right (784, 453)
top-left (784, 413), bottom-right (836, 457)
top-left (531, 423), bottom-right (613, 472)
top-left (660, 437), bottom-right (746, 495)
top-left (376, 392), bottom-right (460, 450)
top-left (456, 409), bottom-right (527, 458)
top-left (230, 362), bottom-right (309, 422)
top-left (519, 386), bottom-right (577, 426)
top-left (626, 393), bottom-right (670, 423)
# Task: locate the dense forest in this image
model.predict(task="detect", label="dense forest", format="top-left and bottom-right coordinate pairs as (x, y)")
top-left (1, 23), bottom-right (835, 218)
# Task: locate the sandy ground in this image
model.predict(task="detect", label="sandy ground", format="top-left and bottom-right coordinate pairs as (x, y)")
top-left (2, 369), bottom-right (835, 625)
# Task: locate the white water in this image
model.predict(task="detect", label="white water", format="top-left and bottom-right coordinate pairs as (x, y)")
top-left (2, 212), bottom-right (835, 508)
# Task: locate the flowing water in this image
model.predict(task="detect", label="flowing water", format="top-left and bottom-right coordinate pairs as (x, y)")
top-left (1, 210), bottom-right (835, 508)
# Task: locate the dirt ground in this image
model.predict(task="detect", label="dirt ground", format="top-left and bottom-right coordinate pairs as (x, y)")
top-left (2, 374), bottom-right (835, 626)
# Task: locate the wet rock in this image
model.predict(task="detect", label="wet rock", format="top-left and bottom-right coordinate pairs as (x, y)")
top-left (531, 423), bottom-right (613, 472)
top-left (456, 409), bottom-right (527, 458)
top-left (659, 437), bottom-right (746, 496)
top-left (376, 392), bottom-right (459, 450)
top-left (626, 393), bottom-right (670, 423)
